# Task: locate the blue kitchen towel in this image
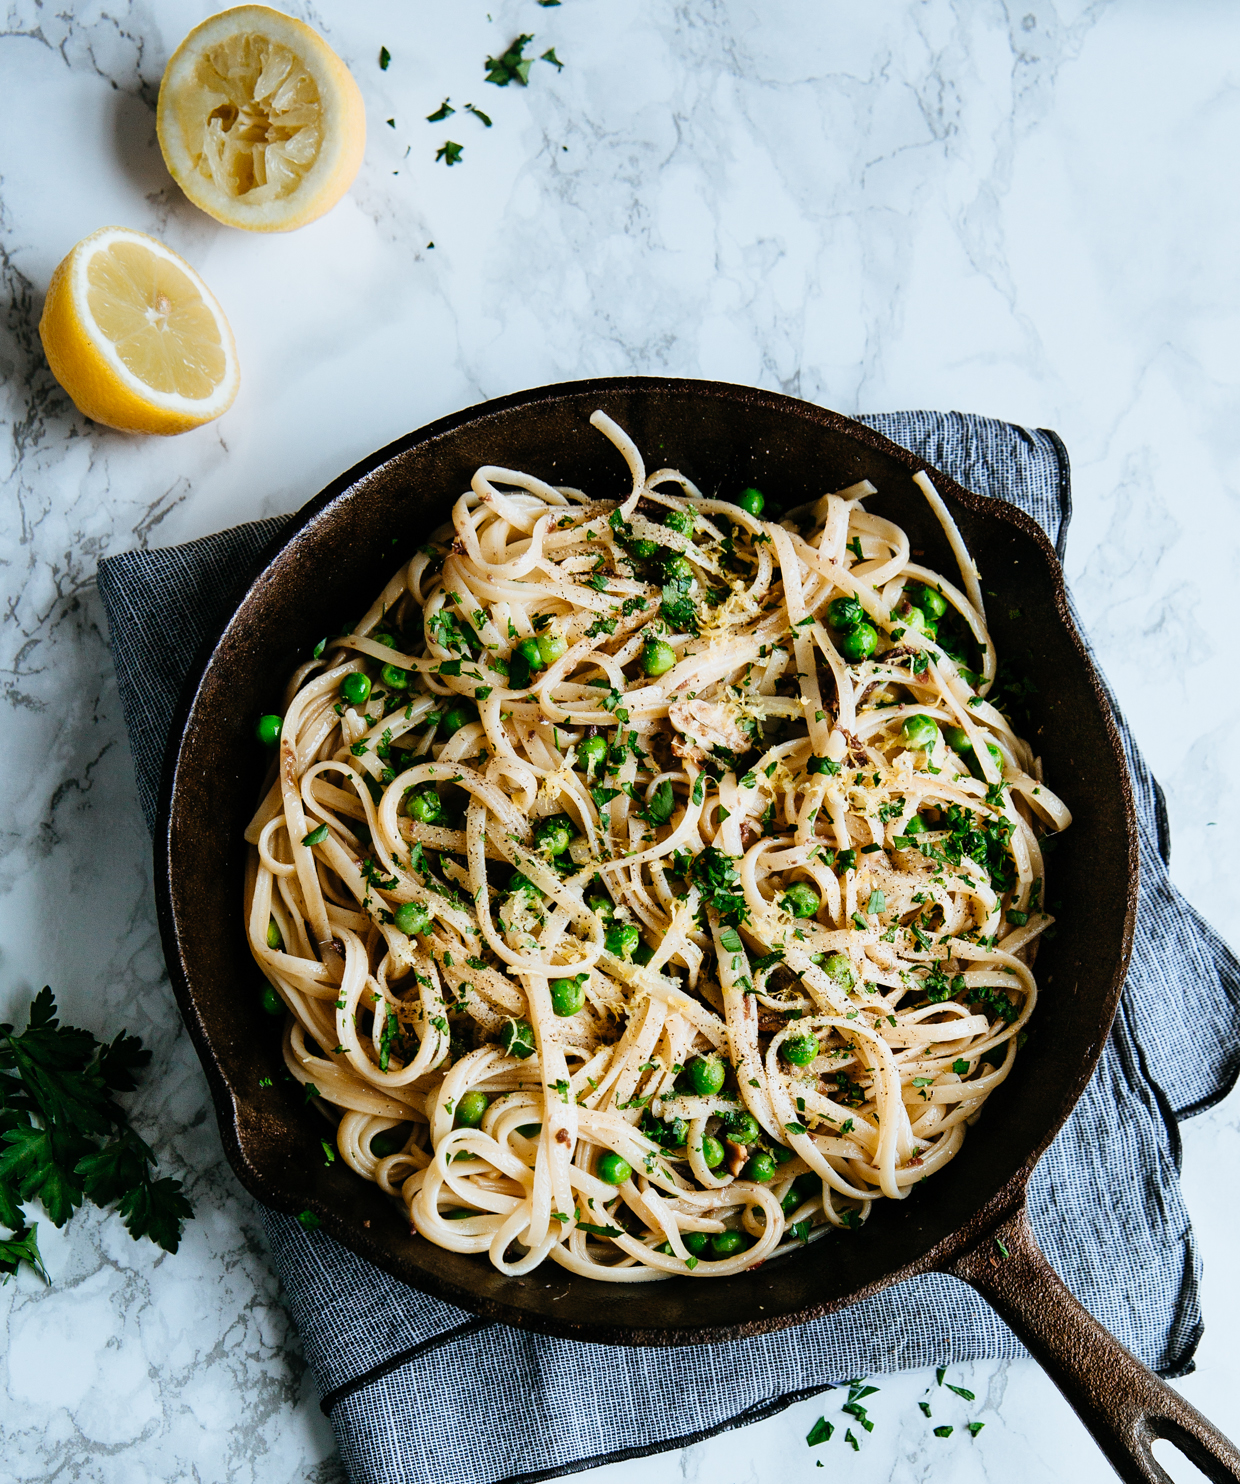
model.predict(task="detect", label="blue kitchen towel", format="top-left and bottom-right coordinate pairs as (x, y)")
top-left (98, 410), bottom-right (1240, 1484)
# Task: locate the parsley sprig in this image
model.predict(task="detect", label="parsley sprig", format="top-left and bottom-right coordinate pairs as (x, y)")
top-left (0, 988), bottom-right (193, 1282)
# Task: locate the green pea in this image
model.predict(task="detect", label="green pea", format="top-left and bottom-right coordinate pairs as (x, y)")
top-left (374, 633), bottom-right (397, 648)
top-left (700, 1136), bottom-right (725, 1169)
top-left (393, 900), bottom-right (431, 936)
top-left (440, 702), bottom-right (478, 734)
top-left (500, 1018), bottom-right (535, 1059)
top-left (266, 917), bottom-right (283, 950)
top-left (663, 553), bottom-right (694, 585)
top-left (507, 871), bottom-right (542, 899)
top-left (255, 713), bottom-right (282, 746)
top-left (782, 1034), bottom-right (819, 1066)
top-left (683, 1230), bottom-right (709, 1254)
top-left (550, 976), bottom-right (587, 1016)
top-left (579, 735), bottom-right (607, 774)
top-left (770, 1142), bottom-right (796, 1165)
top-left (629, 538), bottom-right (659, 559)
top-left (260, 983), bottom-right (283, 1016)
top-left (836, 848), bottom-right (857, 872)
top-left (642, 639), bottom-right (677, 677)
top-left (537, 631), bottom-right (567, 666)
top-left (745, 1151), bottom-right (776, 1182)
top-left (455, 1091), bottom-right (489, 1128)
top-left (605, 923), bottom-right (641, 960)
top-left (597, 1152), bottom-right (632, 1185)
top-left (370, 1124), bottom-right (410, 1156)
top-left (689, 1054), bottom-right (726, 1097)
top-left (406, 789), bottom-right (445, 824)
top-left (944, 725), bottom-right (972, 753)
top-left (722, 1110), bottom-right (759, 1144)
top-left (828, 596), bottom-right (864, 629)
top-left (632, 943), bottom-right (654, 966)
top-left (968, 741), bottom-right (1005, 781)
top-left (902, 714), bottom-right (939, 749)
top-left (780, 881), bottom-right (820, 919)
top-left (380, 662), bottom-right (410, 690)
top-left (664, 509), bottom-right (694, 535)
top-left (340, 672), bottom-right (372, 706)
top-left (586, 892), bottom-right (615, 920)
top-left (516, 636), bottom-right (545, 672)
top-left (900, 603), bottom-right (937, 640)
top-left (839, 622), bottom-right (878, 662)
top-left (534, 812), bottom-right (576, 855)
top-left (822, 952), bottom-right (857, 990)
top-left (737, 487), bottom-right (765, 517)
top-left (908, 583), bottom-right (948, 619)
top-left (710, 1230), bottom-right (749, 1257)
top-left (781, 1187), bottom-right (803, 1214)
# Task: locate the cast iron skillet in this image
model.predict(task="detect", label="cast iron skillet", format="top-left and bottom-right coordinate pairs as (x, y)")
top-left (155, 378), bottom-right (1239, 1484)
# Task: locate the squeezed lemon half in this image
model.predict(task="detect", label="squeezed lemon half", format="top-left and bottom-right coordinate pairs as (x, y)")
top-left (157, 5), bottom-right (366, 232)
top-left (39, 227), bottom-right (240, 435)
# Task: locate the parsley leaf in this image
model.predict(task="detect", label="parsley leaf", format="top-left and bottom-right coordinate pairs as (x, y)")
top-left (641, 779), bottom-right (675, 826)
top-left (660, 585), bottom-right (698, 634)
top-left (0, 1223), bottom-right (49, 1284)
top-left (435, 141), bottom-right (464, 167)
top-left (0, 989), bottom-right (193, 1277)
top-left (688, 846), bottom-right (749, 925)
top-left (485, 34), bottom-right (535, 86)
top-left (426, 98), bottom-right (455, 122)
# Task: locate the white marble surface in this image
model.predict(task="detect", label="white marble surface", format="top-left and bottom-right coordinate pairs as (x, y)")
top-left (1, 1), bottom-right (1237, 1480)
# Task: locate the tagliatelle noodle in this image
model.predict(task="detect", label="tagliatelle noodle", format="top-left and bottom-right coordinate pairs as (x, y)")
top-left (243, 414), bottom-right (1069, 1280)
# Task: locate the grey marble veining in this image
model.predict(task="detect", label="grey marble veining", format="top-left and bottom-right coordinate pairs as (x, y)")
top-left (0, 2), bottom-right (1237, 1481)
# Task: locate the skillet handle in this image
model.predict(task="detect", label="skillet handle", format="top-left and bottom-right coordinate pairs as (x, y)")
top-left (948, 1204), bottom-right (1240, 1483)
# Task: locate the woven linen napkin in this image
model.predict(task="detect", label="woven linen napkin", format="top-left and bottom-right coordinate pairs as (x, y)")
top-left (98, 411), bottom-right (1240, 1484)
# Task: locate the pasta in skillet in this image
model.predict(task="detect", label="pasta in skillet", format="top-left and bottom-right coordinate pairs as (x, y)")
top-left (244, 411), bottom-right (1069, 1280)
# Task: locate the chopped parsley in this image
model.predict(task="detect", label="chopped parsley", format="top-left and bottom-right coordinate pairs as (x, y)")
top-left (687, 846), bottom-right (749, 925)
top-left (485, 34), bottom-right (535, 86)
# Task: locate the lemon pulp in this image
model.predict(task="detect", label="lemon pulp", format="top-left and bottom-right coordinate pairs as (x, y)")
top-left (182, 33), bottom-right (323, 203)
top-left (87, 240), bottom-right (227, 401)
top-left (157, 7), bottom-right (365, 233)
top-left (39, 226), bottom-right (239, 435)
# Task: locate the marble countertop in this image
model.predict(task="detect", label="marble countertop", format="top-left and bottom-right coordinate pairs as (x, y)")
top-left (1, 2), bottom-right (1237, 1481)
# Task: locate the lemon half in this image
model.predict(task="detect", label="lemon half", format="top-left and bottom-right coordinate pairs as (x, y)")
top-left (157, 5), bottom-right (366, 233)
top-left (39, 227), bottom-right (240, 435)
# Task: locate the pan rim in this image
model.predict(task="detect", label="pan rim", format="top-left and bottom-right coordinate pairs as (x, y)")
top-left (153, 375), bottom-right (1139, 1347)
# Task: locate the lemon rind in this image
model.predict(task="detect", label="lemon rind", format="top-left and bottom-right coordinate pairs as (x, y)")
top-left (39, 225), bottom-right (239, 436)
top-left (156, 4), bottom-right (366, 234)
top-left (71, 227), bottom-right (240, 417)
